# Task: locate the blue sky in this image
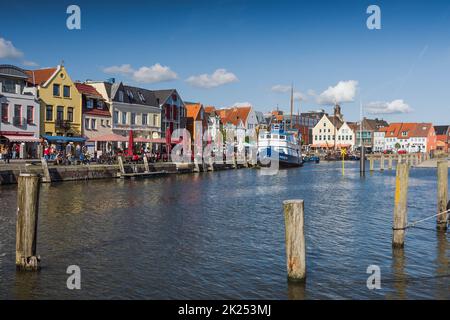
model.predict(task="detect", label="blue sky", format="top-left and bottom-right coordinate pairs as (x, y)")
top-left (1, 0), bottom-right (450, 123)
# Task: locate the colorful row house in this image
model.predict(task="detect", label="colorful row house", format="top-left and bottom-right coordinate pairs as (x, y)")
top-left (26, 65), bottom-right (84, 148)
top-left (0, 65), bottom-right (40, 158)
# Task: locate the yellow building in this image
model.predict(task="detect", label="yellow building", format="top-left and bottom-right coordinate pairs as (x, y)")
top-left (26, 65), bottom-right (82, 137)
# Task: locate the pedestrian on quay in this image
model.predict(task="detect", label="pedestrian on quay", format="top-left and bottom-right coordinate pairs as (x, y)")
top-left (11, 143), bottom-right (17, 159)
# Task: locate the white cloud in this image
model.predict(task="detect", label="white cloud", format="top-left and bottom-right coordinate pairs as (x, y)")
top-left (132, 64), bottom-right (178, 83)
top-left (317, 80), bottom-right (358, 105)
top-left (103, 64), bottom-right (134, 75)
top-left (22, 60), bottom-right (39, 67)
top-left (271, 84), bottom-right (291, 93)
top-left (103, 63), bottom-right (178, 83)
top-left (293, 91), bottom-right (307, 101)
top-left (271, 84), bottom-right (307, 101)
top-left (365, 99), bottom-right (413, 114)
top-left (0, 37), bottom-right (23, 59)
top-left (232, 102), bottom-right (252, 108)
top-left (186, 69), bottom-right (238, 88)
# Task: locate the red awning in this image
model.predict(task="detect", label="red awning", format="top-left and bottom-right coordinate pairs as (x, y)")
top-left (1, 135), bottom-right (40, 143)
top-left (87, 134), bottom-right (128, 142)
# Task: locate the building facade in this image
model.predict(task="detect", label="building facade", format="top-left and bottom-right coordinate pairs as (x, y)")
top-left (26, 65), bottom-right (83, 138)
top-left (384, 123), bottom-right (437, 153)
top-left (88, 81), bottom-right (162, 142)
top-left (76, 83), bottom-right (112, 154)
top-left (0, 65), bottom-right (40, 158)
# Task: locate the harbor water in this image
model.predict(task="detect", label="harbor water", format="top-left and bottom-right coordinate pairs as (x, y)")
top-left (0, 161), bottom-right (448, 299)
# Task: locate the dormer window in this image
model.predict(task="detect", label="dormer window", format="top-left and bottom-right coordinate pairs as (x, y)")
top-left (127, 90), bottom-right (133, 99)
top-left (87, 99), bottom-right (93, 109)
top-left (138, 91), bottom-right (145, 102)
top-left (118, 91), bottom-right (124, 102)
top-left (402, 131), bottom-right (407, 137)
top-left (97, 100), bottom-right (104, 109)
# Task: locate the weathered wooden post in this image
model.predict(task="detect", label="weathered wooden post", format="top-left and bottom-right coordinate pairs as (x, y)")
top-left (283, 200), bottom-right (306, 282)
top-left (360, 146), bottom-right (366, 177)
top-left (437, 160), bottom-right (448, 231)
top-left (40, 158), bottom-right (51, 183)
top-left (369, 157), bottom-right (374, 172)
top-left (380, 154), bottom-right (385, 171)
top-left (388, 156), bottom-right (393, 170)
top-left (143, 155), bottom-right (150, 173)
top-left (398, 154), bottom-right (402, 165)
top-left (118, 156), bottom-right (125, 175)
top-left (16, 174), bottom-right (41, 271)
top-left (392, 163), bottom-right (410, 248)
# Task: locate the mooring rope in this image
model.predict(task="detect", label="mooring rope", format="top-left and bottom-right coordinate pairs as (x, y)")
top-left (406, 209), bottom-right (450, 229)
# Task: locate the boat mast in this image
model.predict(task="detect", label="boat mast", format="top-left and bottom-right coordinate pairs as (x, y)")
top-left (290, 83), bottom-right (294, 130)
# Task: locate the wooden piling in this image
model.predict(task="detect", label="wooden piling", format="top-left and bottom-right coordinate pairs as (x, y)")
top-left (40, 158), bottom-right (51, 183)
top-left (117, 156), bottom-right (126, 176)
top-left (283, 200), bottom-right (306, 282)
top-left (143, 155), bottom-right (150, 173)
top-left (393, 163), bottom-right (410, 248)
top-left (16, 174), bottom-right (41, 271)
top-left (437, 160), bottom-right (448, 231)
top-left (369, 157), bottom-right (374, 172)
top-left (388, 156), bottom-right (393, 170)
top-left (380, 155), bottom-right (385, 171)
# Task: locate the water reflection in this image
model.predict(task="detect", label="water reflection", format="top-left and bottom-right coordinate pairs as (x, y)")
top-left (435, 232), bottom-right (449, 299)
top-left (287, 280), bottom-right (306, 300)
top-left (391, 248), bottom-right (407, 300)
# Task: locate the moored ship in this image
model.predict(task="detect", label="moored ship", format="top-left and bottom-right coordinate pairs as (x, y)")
top-left (257, 123), bottom-right (303, 168)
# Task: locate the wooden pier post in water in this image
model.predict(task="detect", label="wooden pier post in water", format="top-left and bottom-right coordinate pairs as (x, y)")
top-left (283, 200), bottom-right (306, 282)
top-left (118, 156), bottom-right (125, 175)
top-left (388, 156), bottom-right (393, 170)
top-left (143, 155), bottom-right (150, 173)
top-left (392, 163), bottom-right (410, 248)
top-left (16, 174), bottom-right (41, 271)
top-left (437, 160), bottom-right (448, 231)
top-left (40, 158), bottom-right (51, 183)
top-left (380, 155), bottom-right (385, 171)
top-left (369, 157), bottom-right (374, 172)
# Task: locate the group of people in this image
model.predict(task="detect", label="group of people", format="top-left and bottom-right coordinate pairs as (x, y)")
top-left (44, 143), bottom-right (91, 165)
top-left (0, 144), bottom-right (21, 163)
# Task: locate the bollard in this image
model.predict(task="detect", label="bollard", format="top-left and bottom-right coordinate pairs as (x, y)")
top-left (392, 163), bottom-right (410, 248)
top-left (283, 200), bottom-right (306, 282)
top-left (437, 160), bottom-right (448, 231)
top-left (16, 174), bottom-right (41, 271)
top-left (380, 155), bottom-right (385, 171)
top-left (388, 156), bottom-right (393, 170)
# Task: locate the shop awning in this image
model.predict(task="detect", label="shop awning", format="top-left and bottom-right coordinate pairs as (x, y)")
top-left (134, 137), bottom-right (153, 143)
top-left (43, 135), bottom-right (86, 143)
top-left (87, 133), bottom-right (128, 142)
top-left (1, 135), bottom-right (40, 143)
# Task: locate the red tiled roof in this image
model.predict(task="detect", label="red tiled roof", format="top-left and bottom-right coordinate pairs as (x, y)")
top-left (25, 68), bottom-right (57, 85)
top-left (384, 123), bottom-right (433, 139)
top-left (204, 106), bottom-right (216, 113)
top-left (185, 103), bottom-right (203, 120)
top-left (83, 108), bottom-right (111, 117)
top-left (217, 106), bottom-right (251, 126)
top-left (75, 83), bottom-right (103, 98)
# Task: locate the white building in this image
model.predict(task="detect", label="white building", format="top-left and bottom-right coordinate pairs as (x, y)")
top-left (0, 65), bottom-right (40, 159)
top-left (312, 114), bottom-right (343, 149)
top-left (336, 122), bottom-right (356, 150)
top-left (373, 128), bottom-right (387, 152)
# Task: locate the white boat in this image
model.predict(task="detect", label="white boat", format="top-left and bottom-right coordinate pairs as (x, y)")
top-left (257, 123), bottom-right (303, 167)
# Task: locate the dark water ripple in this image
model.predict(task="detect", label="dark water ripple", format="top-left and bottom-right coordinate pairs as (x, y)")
top-left (0, 161), bottom-right (448, 299)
